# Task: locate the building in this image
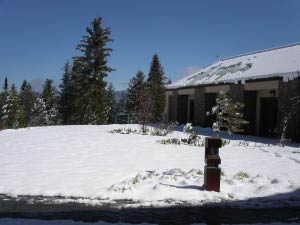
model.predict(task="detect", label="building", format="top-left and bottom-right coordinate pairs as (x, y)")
top-left (166, 44), bottom-right (300, 142)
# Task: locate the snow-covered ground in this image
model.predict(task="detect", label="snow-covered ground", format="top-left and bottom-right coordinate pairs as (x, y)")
top-left (0, 125), bottom-right (299, 208)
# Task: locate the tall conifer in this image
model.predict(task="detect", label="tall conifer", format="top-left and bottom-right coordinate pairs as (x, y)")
top-left (59, 61), bottom-right (74, 124)
top-left (126, 70), bottom-right (146, 114)
top-left (74, 17), bottom-right (113, 124)
top-left (147, 54), bottom-right (166, 122)
top-left (106, 82), bottom-right (117, 123)
top-left (20, 80), bottom-right (35, 126)
top-left (42, 79), bottom-right (60, 125)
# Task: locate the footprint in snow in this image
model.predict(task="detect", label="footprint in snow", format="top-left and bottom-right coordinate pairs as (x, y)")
top-left (274, 153), bottom-right (282, 157)
top-left (288, 157), bottom-right (300, 164)
top-left (259, 148), bottom-right (269, 153)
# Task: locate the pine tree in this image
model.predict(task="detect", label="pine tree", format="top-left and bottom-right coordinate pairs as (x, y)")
top-left (207, 91), bottom-right (249, 136)
top-left (147, 54), bottom-right (166, 122)
top-left (41, 79), bottom-right (60, 125)
top-left (2, 84), bottom-right (25, 129)
top-left (0, 77), bottom-right (9, 129)
top-left (105, 82), bottom-right (117, 123)
top-left (3, 77), bottom-right (8, 92)
top-left (74, 17), bottom-right (113, 124)
top-left (68, 59), bottom-right (85, 124)
top-left (30, 97), bottom-right (48, 126)
top-left (59, 61), bottom-right (74, 124)
top-left (126, 70), bottom-right (146, 114)
top-left (20, 80), bottom-right (35, 126)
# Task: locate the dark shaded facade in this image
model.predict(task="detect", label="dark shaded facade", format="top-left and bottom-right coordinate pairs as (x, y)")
top-left (166, 77), bottom-right (300, 142)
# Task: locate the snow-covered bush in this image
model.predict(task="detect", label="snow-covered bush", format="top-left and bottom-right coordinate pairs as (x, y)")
top-left (183, 123), bottom-right (201, 145)
top-left (150, 121), bottom-right (179, 136)
top-left (207, 91), bottom-right (248, 137)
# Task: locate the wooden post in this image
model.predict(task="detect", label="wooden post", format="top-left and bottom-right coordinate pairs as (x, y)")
top-left (204, 137), bottom-right (222, 192)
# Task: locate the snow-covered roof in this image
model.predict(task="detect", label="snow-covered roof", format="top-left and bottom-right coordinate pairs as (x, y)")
top-left (167, 43), bottom-right (300, 89)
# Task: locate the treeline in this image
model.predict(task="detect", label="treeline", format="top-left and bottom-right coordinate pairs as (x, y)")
top-left (0, 78), bottom-right (60, 129)
top-left (0, 17), bottom-right (169, 130)
top-left (124, 54), bottom-right (167, 123)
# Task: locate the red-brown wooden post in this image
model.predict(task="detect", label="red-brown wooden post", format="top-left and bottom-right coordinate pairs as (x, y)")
top-left (204, 137), bottom-right (222, 192)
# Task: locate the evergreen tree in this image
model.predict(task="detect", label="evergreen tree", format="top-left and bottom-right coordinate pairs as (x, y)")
top-left (74, 17), bottom-right (113, 124)
top-left (167, 78), bottom-right (172, 84)
top-left (147, 54), bottom-right (166, 122)
top-left (20, 80), bottom-right (35, 126)
top-left (59, 61), bottom-right (74, 124)
top-left (3, 77), bottom-right (8, 92)
top-left (68, 59), bottom-right (85, 124)
top-left (2, 84), bottom-right (25, 129)
top-left (0, 77), bottom-right (9, 129)
top-left (207, 91), bottom-right (249, 136)
top-left (41, 79), bottom-right (60, 125)
top-left (30, 97), bottom-right (48, 126)
top-left (126, 70), bottom-right (146, 114)
top-left (105, 82), bottom-right (117, 123)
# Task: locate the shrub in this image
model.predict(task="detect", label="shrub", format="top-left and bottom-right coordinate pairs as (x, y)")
top-left (150, 121), bottom-right (179, 136)
top-left (183, 123), bottom-right (201, 146)
top-left (233, 171), bottom-right (250, 180)
top-left (222, 139), bottom-right (230, 146)
top-left (158, 138), bottom-right (181, 145)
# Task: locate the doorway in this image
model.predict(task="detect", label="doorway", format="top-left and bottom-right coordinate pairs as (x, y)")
top-left (189, 99), bottom-right (194, 124)
top-left (260, 97), bottom-right (278, 137)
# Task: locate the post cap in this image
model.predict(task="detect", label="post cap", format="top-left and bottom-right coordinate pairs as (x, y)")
top-left (205, 137), bottom-right (222, 148)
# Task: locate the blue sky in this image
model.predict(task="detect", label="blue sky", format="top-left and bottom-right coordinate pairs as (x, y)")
top-left (0, 0), bottom-right (299, 91)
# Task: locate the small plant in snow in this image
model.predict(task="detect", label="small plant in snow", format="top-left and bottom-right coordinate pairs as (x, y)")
top-left (207, 91), bottom-right (249, 137)
top-left (222, 139), bottom-right (230, 146)
top-left (238, 140), bottom-right (249, 146)
top-left (234, 171), bottom-right (250, 180)
top-left (221, 169), bottom-right (226, 177)
top-left (158, 138), bottom-right (181, 145)
top-left (150, 121), bottom-right (179, 136)
top-left (183, 123), bottom-right (201, 145)
top-left (109, 128), bottom-right (138, 134)
top-left (196, 170), bottom-right (203, 175)
top-left (132, 177), bottom-right (140, 185)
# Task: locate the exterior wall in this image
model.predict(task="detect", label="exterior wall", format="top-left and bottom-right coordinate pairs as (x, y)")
top-left (205, 85), bottom-right (229, 93)
top-left (166, 78), bottom-right (300, 142)
top-left (194, 87), bottom-right (206, 126)
top-left (245, 80), bottom-right (279, 91)
top-left (168, 90), bottom-right (178, 122)
top-left (229, 84), bottom-right (244, 102)
top-left (178, 88), bottom-right (195, 95)
top-left (278, 77), bottom-right (300, 142)
top-left (165, 91), bottom-right (172, 122)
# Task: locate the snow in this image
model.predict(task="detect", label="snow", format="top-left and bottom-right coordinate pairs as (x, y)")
top-left (0, 125), bottom-right (299, 208)
top-left (167, 44), bottom-right (300, 89)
